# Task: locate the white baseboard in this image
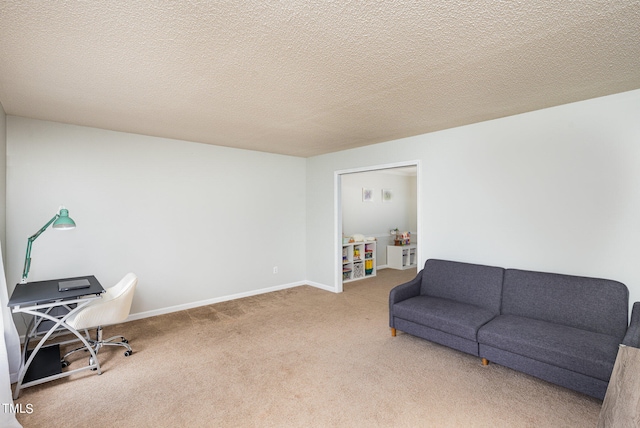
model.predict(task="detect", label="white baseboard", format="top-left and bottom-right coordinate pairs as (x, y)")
top-left (126, 280), bottom-right (333, 322)
top-left (110, 274), bottom-right (385, 324)
top-left (305, 280), bottom-right (338, 293)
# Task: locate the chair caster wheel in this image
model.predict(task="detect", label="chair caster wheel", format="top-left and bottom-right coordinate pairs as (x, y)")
top-left (124, 350), bottom-right (132, 357)
top-left (61, 360), bottom-right (69, 368)
top-left (122, 339), bottom-right (128, 344)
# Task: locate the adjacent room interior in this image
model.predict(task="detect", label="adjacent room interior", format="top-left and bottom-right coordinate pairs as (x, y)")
top-left (339, 165), bottom-right (418, 289)
top-left (1, 1), bottom-right (639, 426)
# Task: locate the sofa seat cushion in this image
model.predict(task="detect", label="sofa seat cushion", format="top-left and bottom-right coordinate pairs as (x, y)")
top-left (478, 315), bottom-right (620, 381)
top-left (392, 296), bottom-right (496, 341)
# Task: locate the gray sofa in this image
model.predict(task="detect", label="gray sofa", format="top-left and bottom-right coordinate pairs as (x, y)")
top-left (389, 259), bottom-right (640, 399)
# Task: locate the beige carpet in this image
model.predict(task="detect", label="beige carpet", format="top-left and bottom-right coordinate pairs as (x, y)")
top-left (14, 269), bottom-right (602, 427)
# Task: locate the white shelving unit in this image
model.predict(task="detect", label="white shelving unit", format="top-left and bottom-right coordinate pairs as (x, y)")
top-left (342, 240), bottom-right (376, 283)
top-left (387, 244), bottom-right (417, 270)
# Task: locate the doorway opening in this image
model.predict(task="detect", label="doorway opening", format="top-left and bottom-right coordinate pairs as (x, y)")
top-left (334, 161), bottom-right (420, 293)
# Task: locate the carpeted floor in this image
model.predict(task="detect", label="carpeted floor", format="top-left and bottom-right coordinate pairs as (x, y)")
top-left (14, 268), bottom-right (602, 427)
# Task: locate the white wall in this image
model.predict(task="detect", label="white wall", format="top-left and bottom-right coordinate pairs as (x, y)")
top-left (342, 170), bottom-right (416, 237)
top-left (307, 89), bottom-right (640, 312)
top-left (6, 117), bottom-right (307, 332)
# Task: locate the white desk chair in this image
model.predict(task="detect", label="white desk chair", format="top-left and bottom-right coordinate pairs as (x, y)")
top-left (62, 273), bottom-right (138, 367)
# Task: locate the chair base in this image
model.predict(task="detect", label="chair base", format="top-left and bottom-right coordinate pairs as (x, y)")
top-left (62, 326), bottom-right (132, 367)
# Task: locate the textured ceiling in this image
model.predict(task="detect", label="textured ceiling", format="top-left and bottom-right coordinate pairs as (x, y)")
top-left (1, 1), bottom-right (639, 157)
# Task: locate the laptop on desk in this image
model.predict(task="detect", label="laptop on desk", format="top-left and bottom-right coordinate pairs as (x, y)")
top-left (58, 278), bottom-right (91, 292)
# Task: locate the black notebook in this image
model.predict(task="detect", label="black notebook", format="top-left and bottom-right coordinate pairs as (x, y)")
top-left (58, 278), bottom-right (91, 292)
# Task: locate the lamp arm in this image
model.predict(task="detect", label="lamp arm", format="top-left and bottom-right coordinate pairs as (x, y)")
top-left (21, 214), bottom-right (60, 284)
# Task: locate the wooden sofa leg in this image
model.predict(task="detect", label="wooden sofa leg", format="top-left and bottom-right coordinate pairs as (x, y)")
top-left (391, 328), bottom-right (396, 337)
top-left (482, 358), bottom-right (489, 366)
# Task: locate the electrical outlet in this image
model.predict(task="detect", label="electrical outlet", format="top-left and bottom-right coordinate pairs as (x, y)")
top-left (273, 266), bottom-right (278, 274)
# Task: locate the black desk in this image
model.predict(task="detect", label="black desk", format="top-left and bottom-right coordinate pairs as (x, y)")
top-left (8, 276), bottom-right (105, 399)
top-left (9, 275), bottom-right (104, 306)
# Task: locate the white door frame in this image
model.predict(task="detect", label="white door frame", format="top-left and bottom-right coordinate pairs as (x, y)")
top-left (334, 160), bottom-right (421, 292)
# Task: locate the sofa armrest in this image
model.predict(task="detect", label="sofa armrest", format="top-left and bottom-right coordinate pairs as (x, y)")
top-left (622, 302), bottom-right (640, 347)
top-left (389, 270), bottom-right (423, 328)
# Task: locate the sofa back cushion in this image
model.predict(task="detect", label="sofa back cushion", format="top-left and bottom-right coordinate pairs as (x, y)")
top-left (502, 269), bottom-right (629, 338)
top-left (420, 259), bottom-right (504, 314)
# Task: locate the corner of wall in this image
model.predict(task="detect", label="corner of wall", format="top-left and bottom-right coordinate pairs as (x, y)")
top-left (0, 103), bottom-right (6, 263)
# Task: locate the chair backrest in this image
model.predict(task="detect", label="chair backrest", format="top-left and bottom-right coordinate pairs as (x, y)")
top-left (67, 273), bottom-right (138, 330)
top-left (103, 272), bottom-right (137, 302)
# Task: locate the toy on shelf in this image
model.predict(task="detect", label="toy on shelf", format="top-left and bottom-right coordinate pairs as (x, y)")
top-left (365, 259), bottom-right (374, 275)
top-left (394, 231), bottom-right (411, 246)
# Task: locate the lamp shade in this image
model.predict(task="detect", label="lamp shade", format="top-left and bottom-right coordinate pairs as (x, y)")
top-left (52, 208), bottom-right (76, 229)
